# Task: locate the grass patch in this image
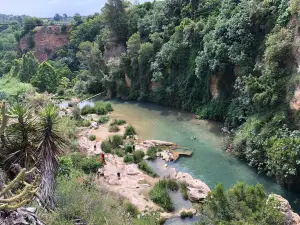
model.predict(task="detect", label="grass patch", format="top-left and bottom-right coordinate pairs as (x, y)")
top-left (111, 119), bottom-right (126, 126)
top-left (147, 146), bottom-right (161, 160)
top-left (123, 201), bottom-right (139, 217)
top-left (112, 148), bottom-right (125, 157)
top-left (98, 115), bottom-right (109, 124)
top-left (166, 179), bottom-right (179, 191)
top-left (80, 101), bottom-right (113, 115)
top-left (138, 160), bottom-right (157, 177)
top-left (109, 125), bottom-right (120, 132)
top-left (123, 155), bottom-right (134, 164)
top-left (76, 119), bottom-right (91, 127)
top-left (0, 77), bottom-right (33, 99)
top-left (124, 125), bottom-right (136, 137)
top-left (149, 180), bottom-right (173, 212)
top-left (179, 182), bottom-right (189, 200)
top-left (88, 134), bottom-right (96, 141)
top-left (70, 153), bottom-right (102, 174)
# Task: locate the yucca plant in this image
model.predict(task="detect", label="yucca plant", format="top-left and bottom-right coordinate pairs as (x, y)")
top-left (5, 103), bottom-right (38, 168)
top-left (37, 104), bottom-right (65, 209)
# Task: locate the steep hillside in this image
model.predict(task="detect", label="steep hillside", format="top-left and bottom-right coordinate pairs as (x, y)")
top-left (19, 25), bottom-right (70, 61)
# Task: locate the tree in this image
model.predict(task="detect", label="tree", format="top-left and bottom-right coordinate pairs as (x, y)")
top-left (23, 17), bottom-right (43, 33)
top-left (63, 13), bottom-right (68, 20)
top-left (54, 13), bottom-right (62, 21)
top-left (37, 104), bottom-right (65, 209)
top-left (102, 0), bottom-right (129, 44)
top-left (199, 182), bottom-right (285, 225)
top-left (73, 13), bottom-right (83, 25)
top-left (18, 52), bottom-right (39, 82)
top-left (31, 62), bottom-right (58, 93)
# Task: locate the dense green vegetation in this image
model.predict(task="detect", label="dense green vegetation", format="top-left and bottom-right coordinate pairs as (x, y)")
top-left (198, 182), bottom-right (285, 225)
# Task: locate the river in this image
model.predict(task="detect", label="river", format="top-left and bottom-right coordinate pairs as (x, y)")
top-left (77, 99), bottom-right (300, 215)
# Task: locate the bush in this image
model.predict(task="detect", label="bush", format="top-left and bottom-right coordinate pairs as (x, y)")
top-left (76, 119), bottom-right (91, 127)
top-left (109, 135), bottom-right (123, 148)
top-left (149, 180), bottom-right (173, 211)
top-left (98, 116), bottom-right (109, 124)
top-left (109, 125), bottom-right (120, 132)
top-left (166, 179), bottom-right (179, 191)
top-left (124, 155), bottom-right (134, 163)
top-left (70, 153), bottom-right (102, 174)
top-left (180, 182), bottom-right (189, 200)
top-left (124, 125), bottom-right (136, 137)
top-left (88, 134), bottom-right (96, 141)
top-left (72, 107), bottom-right (81, 120)
top-left (147, 146), bottom-right (160, 160)
top-left (180, 211), bottom-right (193, 219)
top-left (113, 148), bottom-right (125, 157)
top-left (111, 119), bottom-right (126, 126)
top-left (133, 150), bottom-right (145, 163)
top-left (93, 101), bottom-right (113, 115)
top-left (81, 105), bottom-right (95, 115)
top-left (57, 89), bottom-right (64, 96)
top-left (80, 157), bottom-right (102, 174)
top-left (101, 140), bottom-right (112, 153)
top-left (138, 160), bottom-right (156, 177)
top-left (124, 201), bottom-right (139, 217)
top-left (58, 156), bottom-right (73, 177)
top-left (124, 144), bottom-right (133, 154)
top-left (105, 103), bottom-right (113, 112)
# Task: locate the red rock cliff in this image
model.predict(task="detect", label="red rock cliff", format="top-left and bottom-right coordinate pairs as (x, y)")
top-left (19, 26), bottom-right (70, 62)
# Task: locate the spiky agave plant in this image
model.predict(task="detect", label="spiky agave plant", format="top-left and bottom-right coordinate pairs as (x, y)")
top-left (37, 104), bottom-right (65, 209)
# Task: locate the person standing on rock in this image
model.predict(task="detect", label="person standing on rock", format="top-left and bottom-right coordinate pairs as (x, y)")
top-left (101, 152), bottom-right (106, 165)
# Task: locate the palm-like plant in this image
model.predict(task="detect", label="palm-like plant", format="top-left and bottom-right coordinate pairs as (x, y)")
top-left (5, 103), bottom-right (38, 168)
top-left (37, 104), bottom-right (65, 209)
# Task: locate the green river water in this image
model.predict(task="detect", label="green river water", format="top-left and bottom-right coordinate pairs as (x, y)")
top-left (78, 99), bottom-right (300, 214)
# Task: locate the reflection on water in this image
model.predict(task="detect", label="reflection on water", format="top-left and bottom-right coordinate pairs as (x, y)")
top-left (80, 98), bottom-right (300, 213)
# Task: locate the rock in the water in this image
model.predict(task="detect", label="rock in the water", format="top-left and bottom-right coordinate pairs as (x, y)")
top-left (269, 194), bottom-right (300, 225)
top-left (143, 140), bottom-right (174, 146)
top-left (188, 187), bottom-right (207, 202)
top-left (157, 150), bottom-right (173, 161)
top-left (178, 208), bottom-right (197, 217)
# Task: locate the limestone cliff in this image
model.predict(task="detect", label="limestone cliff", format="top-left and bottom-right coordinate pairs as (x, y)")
top-left (19, 26), bottom-right (70, 62)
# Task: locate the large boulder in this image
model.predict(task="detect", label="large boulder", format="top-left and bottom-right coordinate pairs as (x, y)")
top-left (270, 194), bottom-right (300, 225)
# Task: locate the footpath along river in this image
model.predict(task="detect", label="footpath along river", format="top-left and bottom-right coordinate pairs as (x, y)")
top-left (78, 99), bottom-right (300, 218)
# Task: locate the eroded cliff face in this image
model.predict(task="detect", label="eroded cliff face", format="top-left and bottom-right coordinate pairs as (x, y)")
top-left (19, 26), bottom-right (70, 62)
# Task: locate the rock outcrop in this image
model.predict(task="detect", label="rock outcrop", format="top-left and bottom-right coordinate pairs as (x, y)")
top-left (270, 194), bottom-right (300, 225)
top-left (167, 168), bottom-right (210, 202)
top-left (19, 26), bottom-right (70, 62)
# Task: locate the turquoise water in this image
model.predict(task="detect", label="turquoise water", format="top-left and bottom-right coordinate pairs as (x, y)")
top-left (80, 98), bottom-right (300, 213)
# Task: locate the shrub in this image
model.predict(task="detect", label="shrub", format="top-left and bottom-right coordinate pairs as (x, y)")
top-left (179, 182), bottom-right (189, 200)
top-left (124, 201), bottom-right (139, 217)
top-left (166, 179), bottom-right (179, 191)
top-left (124, 144), bottom-right (133, 154)
top-left (105, 103), bottom-right (113, 112)
top-left (72, 107), bottom-right (81, 120)
top-left (113, 148), bottom-right (125, 157)
top-left (109, 125), bottom-right (120, 132)
top-left (149, 180), bottom-right (173, 211)
top-left (88, 134), bottom-right (96, 141)
top-left (81, 105), bottom-right (95, 115)
top-left (94, 101), bottom-right (113, 115)
top-left (147, 146), bottom-right (160, 160)
top-left (57, 89), bottom-right (64, 96)
top-left (76, 119), bottom-right (91, 127)
top-left (58, 156), bottom-right (73, 177)
top-left (109, 135), bottom-right (123, 148)
top-left (111, 119), bottom-right (126, 126)
top-left (98, 116), bottom-right (109, 124)
top-left (138, 160), bottom-right (156, 177)
top-left (101, 140), bottom-right (112, 153)
top-left (133, 150), bottom-right (145, 163)
top-left (124, 125), bottom-right (136, 137)
top-left (124, 155), bottom-right (134, 163)
top-left (180, 211), bottom-right (193, 219)
top-left (80, 157), bottom-right (102, 174)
